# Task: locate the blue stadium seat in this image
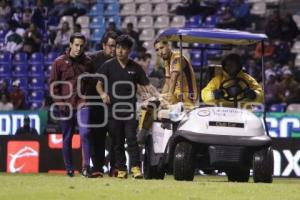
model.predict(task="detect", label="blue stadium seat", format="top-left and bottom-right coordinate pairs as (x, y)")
top-left (29, 52), bottom-right (44, 65)
top-left (269, 103), bottom-right (286, 112)
top-left (203, 16), bottom-right (219, 28)
top-left (45, 52), bottom-right (60, 65)
top-left (89, 16), bottom-right (106, 29)
top-left (89, 4), bottom-right (104, 16)
top-left (103, 0), bottom-right (117, 3)
top-left (0, 77), bottom-right (12, 88)
top-left (12, 64), bottom-right (28, 77)
top-left (28, 77), bottom-right (45, 90)
top-left (104, 3), bottom-right (120, 15)
top-left (13, 52), bottom-right (28, 65)
top-left (0, 51), bottom-right (12, 65)
top-left (206, 44), bottom-right (222, 58)
top-left (44, 65), bottom-right (52, 78)
top-left (28, 64), bottom-right (45, 77)
top-left (186, 15), bottom-right (202, 28)
top-left (190, 50), bottom-right (208, 67)
top-left (12, 77), bottom-right (28, 90)
top-left (29, 101), bottom-right (43, 110)
top-left (107, 16), bottom-right (121, 27)
top-left (91, 29), bottom-right (105, 42)
top-left (0, 64), bottom-right (12, 77)
top-left (28, 90), bottom-right (45, 102)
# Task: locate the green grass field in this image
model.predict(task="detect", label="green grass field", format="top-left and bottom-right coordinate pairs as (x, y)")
top-left (1, 174), bottom-right (299, 200)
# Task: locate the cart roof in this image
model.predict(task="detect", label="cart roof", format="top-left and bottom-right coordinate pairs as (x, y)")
top-left (158, 28), bottom-right (267, 45)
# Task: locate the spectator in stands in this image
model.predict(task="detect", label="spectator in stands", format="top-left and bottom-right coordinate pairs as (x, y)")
top-left (265, 10), bottom-right (282, 40)
top-left (48, 0), bottom-right (73, 18)
top-left (286, 59), bottom-right (300, 82)
top-left (49, 33), bottom-right (95, 178)
top-left (22, 7), bottom-right (32, 28)
top-left (274, 41), bottom-right (292, 65)
top-left (3, 19), bottom-right (24, 53)
top-left (0, 79), bottom-right (9, 98)
top-left (265, 71), bottom-right (281, 111)
top-left (148, 56), bottom-right (165, 89)
top-left (15, 116), bottom-right (38, 135)
top-left (86, 31), bottom-right (118, 177)
top-left (54, 21), bottom-right (72, 53)
top-left (0, 93), bottom-right (13, 111)
top-left (74, 23), bottom-right (89, 43)
top-left (278, 69), bottom-right (300, 104)
top-left (105, 22), bottom-right (122, 36)
top-left (245, 58), bottom-right (261, 82)
top-left (31, 0), bottom-right (48, 32)
top-left (9, 80), bottom-right (26, 110)
top-left (281, 13), bottom-right (299, 43)
top-left (123, 23), bottom-right (140, 49)
top-left (0, 0), bottom-right (11, 21)
top-left (11, 6), bottom-right (23, 26)
top-left (135, 52), bottom-right (152, 76)
top-left (254, 40), bottom-right (275, 60)
top-left (22, 23), bottom-right (42, 55)
top-left (218, 0), bottom-right (250, 30)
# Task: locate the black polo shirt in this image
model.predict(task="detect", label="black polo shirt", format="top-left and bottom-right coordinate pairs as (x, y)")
top-left (97, 57), bottom-right (149, 107)
top-left (86, 50), bottom-right (111, 72)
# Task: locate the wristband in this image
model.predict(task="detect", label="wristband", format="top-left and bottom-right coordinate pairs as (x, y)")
top-left (100, 93), bottom-right (108, 99)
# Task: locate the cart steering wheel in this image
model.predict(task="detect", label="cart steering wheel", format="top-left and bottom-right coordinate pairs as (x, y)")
top-left (219, 77), bottom-right (250, 102)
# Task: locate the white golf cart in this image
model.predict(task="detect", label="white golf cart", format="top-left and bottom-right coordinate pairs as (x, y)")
top-left (143, 28), bottom-right (273, 183)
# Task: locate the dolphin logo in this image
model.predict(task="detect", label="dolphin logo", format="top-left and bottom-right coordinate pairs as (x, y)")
top-left (9, 146), bottom-right (38, 173)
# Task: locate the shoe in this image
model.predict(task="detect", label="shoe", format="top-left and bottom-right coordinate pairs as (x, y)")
top-left (90, 167), bottom-right (104, 178)
top-left (109, 168), bottom-right (118, 177)
top-left (81, 167), bottom-right (96, 178)
top-left (66, 170), bottom-right (74, 177)
top-left (116, 170), bottom-right (128, 179)
top-left (131, 166), bottom-right (143, 179)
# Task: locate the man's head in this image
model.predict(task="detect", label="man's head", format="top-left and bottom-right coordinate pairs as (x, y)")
top-left (126, 23), bottom-right (133, 31)
top-left (154, 38), bottom-right (171, 61)
top-left (222, 53), bottom-right (243, 77)
top-left (23, 116), bottom-right (30, 127)
top-left (102, 31), bottom-right (118, 57)
top-left (116, 35), bottom-right (133, 61)
top-left (69, 33), bottom-right (86, 58)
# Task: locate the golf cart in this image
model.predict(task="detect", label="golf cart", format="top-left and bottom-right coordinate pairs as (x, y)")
top-left (143, 28), bottom-right (273, 183)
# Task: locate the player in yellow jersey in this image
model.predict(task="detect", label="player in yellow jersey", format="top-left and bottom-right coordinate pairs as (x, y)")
top-left (154, 39), bottom-right (198, 109)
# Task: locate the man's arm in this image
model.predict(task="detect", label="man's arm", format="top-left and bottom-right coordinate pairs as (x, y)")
top-left (96, 80), bottom-right (110, 104)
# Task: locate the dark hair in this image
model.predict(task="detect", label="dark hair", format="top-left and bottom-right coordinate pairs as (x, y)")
top-left (102, 31), bottom-right (118, 44)
top-left (221, 53), bottom-right (242, 71)
top-left (153, 38), bottom-right (168, 47)
top-left (116, 35), bottom-right (134, 49)
top-left (70, 33), bottom-right (86, 43)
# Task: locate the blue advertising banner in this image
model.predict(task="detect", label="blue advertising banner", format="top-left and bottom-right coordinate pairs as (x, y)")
top-left (0, 110), bottom-right (48, 135)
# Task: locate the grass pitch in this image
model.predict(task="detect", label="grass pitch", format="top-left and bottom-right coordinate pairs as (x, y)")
top-left (1, 174), bottom-right (299, 200)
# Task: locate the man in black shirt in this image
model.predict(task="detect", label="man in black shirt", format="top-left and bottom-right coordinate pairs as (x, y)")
top-left (15, 116), bottom-right (39, 135)
top-left (86, 31), bottom-right (118, 177)
top-left (96, 35), bottom-right (154, 179)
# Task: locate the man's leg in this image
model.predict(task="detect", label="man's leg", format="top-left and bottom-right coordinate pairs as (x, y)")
top-left (108, 119), bottom-right (127, 178)
top-left (90, 127), bottom-right (107, 172)
top-left (124, 119), bottom-right (142, 178)
top-left (77, 107), bottom-right (92, 177)
top-left (59, 112), bottom-right (76, 176)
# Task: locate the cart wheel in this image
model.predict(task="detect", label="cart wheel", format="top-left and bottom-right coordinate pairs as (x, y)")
top-left (173, 142), bottom-right (195, 181)
top-left (227, 169), bottom-right (250, 182)
top-left (253, 147), bottom-right (273, 183)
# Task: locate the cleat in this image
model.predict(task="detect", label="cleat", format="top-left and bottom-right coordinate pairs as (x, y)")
top-left (66, 170), bottom-right (74, 177)
top-left (131, 166), bottom-right (143, 179)
top-left (117, 170), bottom-right (128, 179)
